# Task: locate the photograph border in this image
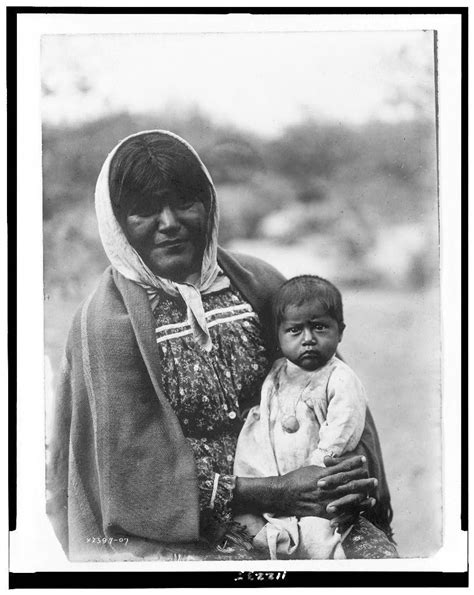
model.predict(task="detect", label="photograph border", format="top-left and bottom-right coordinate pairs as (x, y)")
top-left (8, 5), bottom-right (468, 589)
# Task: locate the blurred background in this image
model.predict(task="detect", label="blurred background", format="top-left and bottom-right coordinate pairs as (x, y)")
top-left (42, 30), bottom-right (441, 558)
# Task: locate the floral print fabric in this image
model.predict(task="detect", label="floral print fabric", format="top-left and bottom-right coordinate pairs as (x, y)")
top-left (342, 516), bottom-right (399, 559)
top-left (151, 283), bottom-right (270, 536)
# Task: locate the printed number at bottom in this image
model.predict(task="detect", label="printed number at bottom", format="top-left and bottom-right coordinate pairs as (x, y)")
top-left (85, 537), bottom-right (129, 545)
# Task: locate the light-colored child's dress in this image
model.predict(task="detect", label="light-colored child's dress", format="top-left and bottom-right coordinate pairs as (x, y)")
top-left (233, 355), bottom-right (367, 559)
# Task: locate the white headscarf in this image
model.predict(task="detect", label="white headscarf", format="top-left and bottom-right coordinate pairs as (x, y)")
top-left (95, 130), bottom-right (229, 351)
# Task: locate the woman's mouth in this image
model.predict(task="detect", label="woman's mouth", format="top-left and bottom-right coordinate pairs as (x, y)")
top-left (154, 238), bottom-right (188, 249)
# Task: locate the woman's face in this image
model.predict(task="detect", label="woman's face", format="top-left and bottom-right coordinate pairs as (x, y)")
top-left (123, 186), bottom-right (208, 283)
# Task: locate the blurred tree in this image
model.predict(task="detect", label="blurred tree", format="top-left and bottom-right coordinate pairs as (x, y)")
top-left (42, 106), bottom-right (437, 296)
top-left (265, 118), bottom-right (359, 184)
top-left (382, 39), bottom-right (436, 121)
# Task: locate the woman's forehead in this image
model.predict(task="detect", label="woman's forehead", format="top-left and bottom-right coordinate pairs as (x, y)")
top-left (144, 186), bottom-right (183, 200)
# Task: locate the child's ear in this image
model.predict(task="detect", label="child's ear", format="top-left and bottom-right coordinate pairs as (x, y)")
top-left (339, 323), bottom-right (346, 340)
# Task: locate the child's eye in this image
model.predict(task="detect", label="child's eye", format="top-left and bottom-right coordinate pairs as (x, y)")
top-left (287, 327), bottom-right (301, 335)
top-left (312, 324), bottom-right (327, 331)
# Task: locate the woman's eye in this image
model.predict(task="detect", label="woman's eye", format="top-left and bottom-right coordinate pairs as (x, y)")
top-left (176, 196), bottom-right (197, 209)
top-left (129, 205), bottom-right (155, 218)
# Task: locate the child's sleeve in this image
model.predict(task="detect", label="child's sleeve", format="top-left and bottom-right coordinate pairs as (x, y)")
top-left (308, 365), bottom-right (367, 467)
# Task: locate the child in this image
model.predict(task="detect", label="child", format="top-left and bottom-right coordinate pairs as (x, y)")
top-left (233, 275), bottom-right (387, 559)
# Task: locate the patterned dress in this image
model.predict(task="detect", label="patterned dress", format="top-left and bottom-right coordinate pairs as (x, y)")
top-left (151, 280), bottom-right (270, 550)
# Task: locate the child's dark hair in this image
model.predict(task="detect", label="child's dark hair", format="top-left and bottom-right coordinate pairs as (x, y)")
top-left (108, 132), bottom-right (212, 222)
top-left (272, 275), bottom-right (345, 333)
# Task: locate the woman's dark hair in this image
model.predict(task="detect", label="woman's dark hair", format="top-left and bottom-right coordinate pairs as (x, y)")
top-left (108, 132), bottom-right (212, 221)
top-left (272, 275), bottom-right (345, 333)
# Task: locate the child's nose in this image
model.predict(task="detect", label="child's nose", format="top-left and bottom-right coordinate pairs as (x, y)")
top-left (302, 328), bottom-right (316, 343)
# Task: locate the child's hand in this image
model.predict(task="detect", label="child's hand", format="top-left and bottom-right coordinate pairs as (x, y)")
top-left (323, 451), bottom-right (369, 473)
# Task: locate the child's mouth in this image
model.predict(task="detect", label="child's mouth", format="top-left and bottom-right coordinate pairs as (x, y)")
top-left (300, 350), bottom-right (319, 360)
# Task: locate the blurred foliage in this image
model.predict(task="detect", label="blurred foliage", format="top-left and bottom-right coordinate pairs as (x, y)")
top-left (43, 109), bottom-right (438, 297)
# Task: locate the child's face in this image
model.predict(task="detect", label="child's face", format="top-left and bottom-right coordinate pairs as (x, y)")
top-left (278, 300), bottom-right (343, 371)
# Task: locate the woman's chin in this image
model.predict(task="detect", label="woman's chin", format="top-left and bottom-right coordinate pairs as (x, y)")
top-left (148, 255), bottom-right (200, 283)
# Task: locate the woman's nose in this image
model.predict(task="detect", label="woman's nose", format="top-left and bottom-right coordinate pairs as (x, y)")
top-left (157, 206), bottom-right (179, 230)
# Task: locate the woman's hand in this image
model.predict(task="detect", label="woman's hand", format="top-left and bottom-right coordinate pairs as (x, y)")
top-left (321, 455), bottom-right (377, 532)
top-left (276, 455), bottom-right (374, 518)
top-left (233, 455), bottom-right (377, 520)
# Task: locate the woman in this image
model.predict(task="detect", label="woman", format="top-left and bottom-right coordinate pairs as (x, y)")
top-left (47, 130), bottom-right (395, 561)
